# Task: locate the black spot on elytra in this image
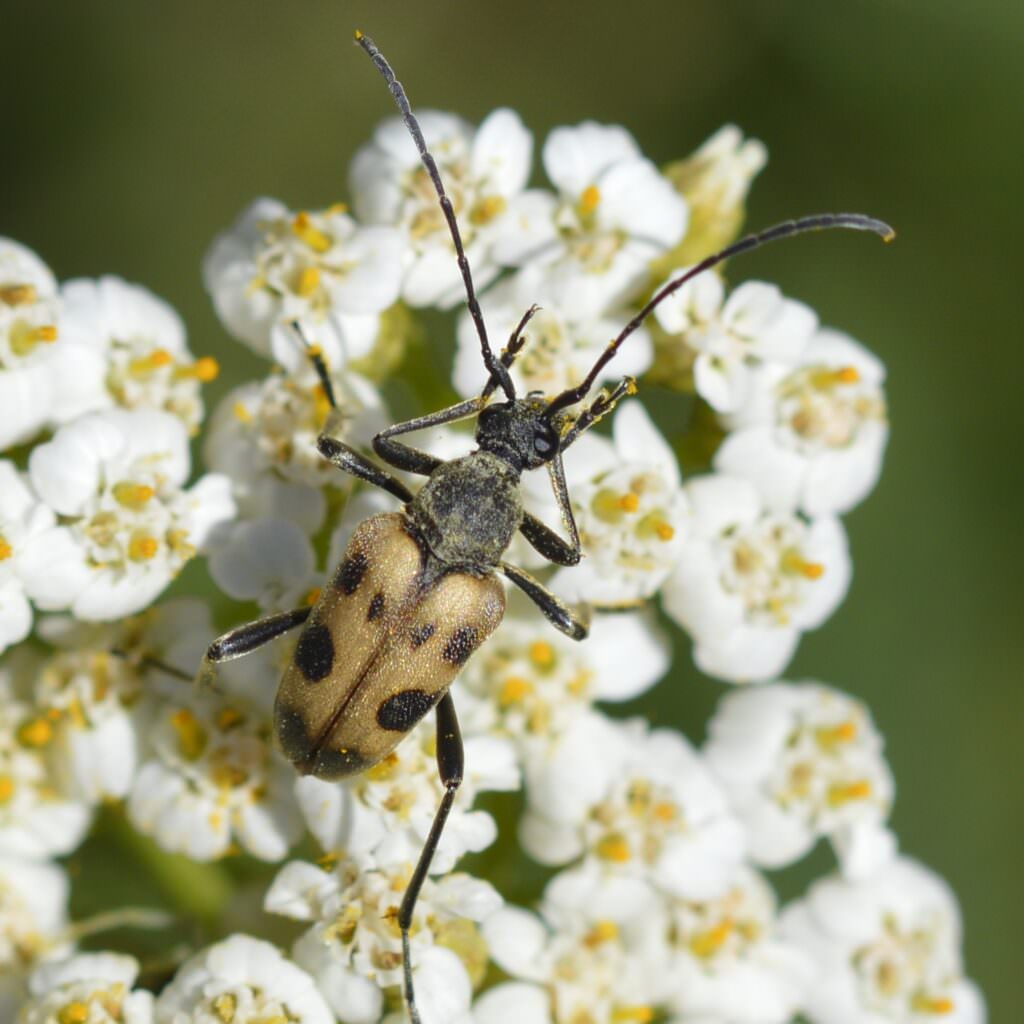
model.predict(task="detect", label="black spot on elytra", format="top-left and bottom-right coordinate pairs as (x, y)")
top-left (294, 623), bottom-right (334, 682)
top-left (274, 701), bottom-right (312, 763)
top-left (410, 623), bottom-right (436, 648)
top-left (442, 626), bottom-right (479, 666)
top-left (367, 591), bottom-right (385, 622)
top-left (311, 745), bottom-right (370, 781)
top-left (334, 551), bottom-right (368, 595)
top-left (377, 689), bottom-right (436, 732)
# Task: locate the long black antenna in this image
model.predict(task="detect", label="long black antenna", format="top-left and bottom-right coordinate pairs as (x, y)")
top-left (355, 31), bottom-right (516, 401)
top-left (546, 212), bottom-right (895, 417)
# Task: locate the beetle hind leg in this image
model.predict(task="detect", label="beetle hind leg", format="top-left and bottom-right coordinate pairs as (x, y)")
top-left (501, 562), bottom-right (589, 641)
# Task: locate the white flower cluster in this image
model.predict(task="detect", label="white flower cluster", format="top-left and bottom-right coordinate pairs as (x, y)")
top-left (1, 79), bottom-right (984, 1024)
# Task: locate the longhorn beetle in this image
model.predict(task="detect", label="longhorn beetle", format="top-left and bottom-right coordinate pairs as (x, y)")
top-left (198, 30), bottom-right (893, 1023)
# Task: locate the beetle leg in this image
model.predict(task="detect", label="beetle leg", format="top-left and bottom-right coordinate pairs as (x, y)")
top-left (317, 429), bottom-right (415, 503)
top-left (519, 452), bottom-right (582, 566)
top-left (373, 398), bottom-right (481, 476)
top-left (399, 691), bottom-right (464, 1024)
top-left (500, 562), bottom-right (589, 640)
top-left (196, 607), bottom-right (312, 691)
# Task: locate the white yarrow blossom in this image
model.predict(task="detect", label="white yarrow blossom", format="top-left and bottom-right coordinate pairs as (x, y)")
top-left (543, 403), bottom-right (687, 606)
top-left (779, 856), bottom-right (986, 1024)
top-left (266, 859), bottom-right (499, 1024)
top-left (0, 238), bottom-right (107, 450)
top-left (715, 327), bottom-right (890, 515)
top-left (0, 857), bottom-right (70, 978)
top-left (521, 718), bottom-right (746, 903)
top-left (155, 934), bottom-right (334, 1024)
top-left (653, 270), bottom-right (818, 413)
top-left (662, 473), bottom-right (851, 682)
top-left (24, 409), bottom-right (235, 620)
top-left (704, 681), bottom-right (895, 876)
top-left (508, 121), bottom-right (688, 320)
top-left (203, 197), bottom-right (404, 370)
top-left (59, 275), bottom-right (218, 434)
top-left (22, 952), bottom-right (154, 1024)
top-left (203, 369), bottom-right (388, 534)
top-left (452, 266), bottom-right (652, 400)
top-left (351, 108), bottom-right (534, 308)
top-left (128, 692), bottom-right (303, 862)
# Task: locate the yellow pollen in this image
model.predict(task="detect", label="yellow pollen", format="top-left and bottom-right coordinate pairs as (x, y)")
top-left (17, 717), bottom-right (54, 747)
top-left (327, 201), bottom-right (349, 217)
top-left (232, 401), bottom-right (253, 423)
top-left (836, 365), bottom-right (861, 384)
top-left (596, 833), bottom-right (632, 863)
top-left (128, 534), bottom-right (159, 561)
top-left (211, 763), bottom-right (247, 789)
top-left (828, 779), bottom-right (873, 806)
top-left (113, 481), bottom-right (156, 510)
top-left (150, 348), bottom-right (174, 367)
top-left (583, 919), bottom-right (619, 947)
top-left (580, 184), bottom-right (602, 214)
top-left (216, 707), bottom-right (243, 731)
top-left (690, 918), bottom-right (734, 958)
top-left (36, 325), bottom-right (58, 342)
top-left (469, 194), bottom-right (508, 225)
top-left (128, 348), bottom-right (173, 378)
top-left (529, 641), bottom-right (555, 669)
top-left (305, 586), bottom-right (322, 606)
top-left (10, 321), bottom-right (59, 355)
top-left (652, 800), bottom-right (677, 822)
top-left (297, 265), bottom-right (322, 297)
top-left (0, 775), bottom-right (15, 804)
top-left (655, 521), bottom-right (676, 542)
top-left (500, 676), bottom-right (533, 706)
top-left (354, 28), bottom-right (365, 41)
top-left (612, 1007), bottom-right (655, 1024)
top-left (911, 994), bottom-right (955, 1015)
top-left (213, 993), bottom-right (237, 1022)
top-left (618, 492), bottom-right (640, 513)
top-left (292, 211), bottom-right (332, 253)
top-left (0, 535), bottom-right (11, 561)
top-left (171, 708), bottom-right (207, 760)
top-left (781, 548), bottom-right (824, 579)
top-left (176, 355), bottom-right (220, 382)
top-left (58, 1003), bottom-right (90, 1024)
top-left (801, 561), bottom-right (825, 579)
top-left (0, 283), bottom-right (38, 305)
top-left (817, 719), bottom-right (858, 747)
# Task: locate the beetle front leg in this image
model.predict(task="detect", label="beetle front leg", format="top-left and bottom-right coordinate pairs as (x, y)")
top-left (520, 452), bottom-right (583, 567)
top-left (501, 562), bottom-right (589, 640)
top-left (372, 398), bottom-right (481, 476)
top-left (196, 607), bottom-right (312, 690)
top-left (398, 691), bottom-right (464, 1024)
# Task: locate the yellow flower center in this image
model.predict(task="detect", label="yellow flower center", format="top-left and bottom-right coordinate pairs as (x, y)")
top-left (171, 708), bottom-right (207, 760)
top-left (596, 833), bottom-right (632, 862)
top-left (469, 194), bottom-right (507, 225)
top-left (292, 211), bottom-right (332, 253)
top-left (0, 775), bottom-right (15, 804)
top-left (529, 641), bottom-right (555, 670)
top-left (113, 481), bottom-right (156, 510)
top-left (690, 917), bottom-right (734, 958)
top-left (10, 321), bottom-right (58, 356)
top-left (827, 779), bottom-right (873, 806)
top-left (911, 993), bottom-right (955, 1015)
top-left (296, 265), bottom-right (322, 297)
top-left (579, 184), bottom-right (602, 215)
top-left (781, 547), bottom-right (825, 579)
top-left (816, 719), bottom-right (858, 747)
top-left (57, 1003), bottom-right (90, 1024)
top-left (499, 676), bottom-right (533, 706)
top-left (612, 1007), bottom-right (655, 1023)
top-left (17, 716), bottom-right (54, 747)
top-left (175, 355), bottom-right (220, 382)
top-left (128, 534), bottom-right (160, 561)
top-left (0, 534), bottom-right (12, 561)
top-left (0, 283), bottom-right (38, 305)
top-left (128, 348), bottom-right (174, 377)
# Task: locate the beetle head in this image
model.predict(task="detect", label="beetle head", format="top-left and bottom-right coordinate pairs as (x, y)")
top-left (475, 395), bottom-right (566, 471)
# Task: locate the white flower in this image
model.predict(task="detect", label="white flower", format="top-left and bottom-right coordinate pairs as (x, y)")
top-left (653, 271), bottom-right (817, 412)
top-left (0, 658), bottom-right (92, 860)
top-left (455, 599), bottom-right (670, 745)
top-left (266, 858), bottom-right (499, 1024)
top-left (665, 866), bottom-right (812, 1024)
top-left (351, 108), bottom-right (534, 308)
top-left (779, 856), bottom-right (987, 1024)
top-left (714, 327), bottom-right (889, 514)
top-left (294, 711), bottom-right (517, 875)
top-left (203, 198), bottom-right (403, 369)
top-left (452, 265), bottom-right (652, 400)
top-left (703, 681), bottom-right (896, 876)
top-left (128, 692), bottom-right (302, 861)
top-left (0, 857), bottom-right (70, 974)
top-left (22, 952), bottom-right (154, 1024)
top-left (0, 238), bottom-right (106, 450)
top-left (544, 402), bottom-right (688, 606)
top-left (661, 474), bottom-right (850, 682)
top-left (203, 369), bottom-right (387, 533)
top-left (482, 863), bottom-right (675, 1024)
top-left (155, 934), bottom-right (334, 1024)
top-left (512, 122), bottom-right (688, 320)
top-left (25, 409), bottom-right (235, 620)
top-left (521, 717), bottom-right (746, 902)
top-left (60, 275), bottom-right (218, 434)
top-left (0, 462), bottom-right (69, 655)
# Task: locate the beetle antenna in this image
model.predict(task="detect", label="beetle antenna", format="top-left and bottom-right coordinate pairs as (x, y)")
top-left (545, 212), bottom-right (895, 417)
top-left (355, 31), bottom-right (516, 402)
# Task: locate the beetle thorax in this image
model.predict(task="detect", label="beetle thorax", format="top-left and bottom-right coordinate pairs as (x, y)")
top-left (407, 452), bottom-right (523, 569)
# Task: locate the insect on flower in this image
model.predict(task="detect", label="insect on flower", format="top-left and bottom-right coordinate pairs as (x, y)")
top-left (198, 29), bottom-right (894, 1023)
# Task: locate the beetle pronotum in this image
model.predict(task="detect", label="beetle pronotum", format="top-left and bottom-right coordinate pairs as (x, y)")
top-left (199, 30), bottom-right (893, 1023)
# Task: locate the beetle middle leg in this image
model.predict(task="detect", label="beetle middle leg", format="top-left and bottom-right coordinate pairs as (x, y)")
top-left (196, 607), bottom-right (312, 690)
top-left (399, 691), bottom-right (464, 1024)
top-left (501, 562), bottom-right (589, 640)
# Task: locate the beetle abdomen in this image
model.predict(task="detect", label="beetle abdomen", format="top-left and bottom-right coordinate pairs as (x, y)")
top-left (273, 511), bottom-right (505, 780)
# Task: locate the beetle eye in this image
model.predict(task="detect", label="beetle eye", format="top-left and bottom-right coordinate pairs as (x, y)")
top-left (534, 431), bottom-right (555, 457)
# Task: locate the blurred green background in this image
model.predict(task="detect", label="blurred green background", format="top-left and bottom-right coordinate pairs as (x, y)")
top-left (3, 1), bottom-right (1021, 1017)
